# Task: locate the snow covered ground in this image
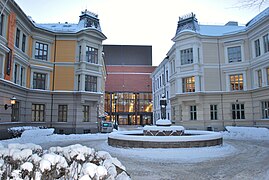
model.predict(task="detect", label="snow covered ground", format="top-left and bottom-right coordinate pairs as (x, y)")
top-left (1, 126), bottom-right (269, 179)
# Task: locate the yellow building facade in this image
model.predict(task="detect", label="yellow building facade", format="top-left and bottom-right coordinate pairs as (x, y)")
top-left (0, 0), bottom-right (107, 138)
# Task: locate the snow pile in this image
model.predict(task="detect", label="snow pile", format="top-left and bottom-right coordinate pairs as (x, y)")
top-left (0, 143), bottom-right (130, 180)
top-left (223, 126), bottom-right (269, 140)
top-left (8, 126), bottom-right (47, 138)
top-left (21, 128), bottom-right (54, 139)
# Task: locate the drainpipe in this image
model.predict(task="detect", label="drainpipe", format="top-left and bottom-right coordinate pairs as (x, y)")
top-left (50, 35), bottom-right (57, 127)
top-left (217, 38), bottom-right (225, 129)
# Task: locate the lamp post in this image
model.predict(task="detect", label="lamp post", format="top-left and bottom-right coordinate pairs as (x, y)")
top-left (114, 94), bottom-right (118, 129)
top-left (4, 96), bottom-right (16, 110)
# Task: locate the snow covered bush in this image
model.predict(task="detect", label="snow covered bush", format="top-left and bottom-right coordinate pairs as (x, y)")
top-left (0, 143), bottom-right (130, 180)
top-left (8, 126), bottom-right (47, 138)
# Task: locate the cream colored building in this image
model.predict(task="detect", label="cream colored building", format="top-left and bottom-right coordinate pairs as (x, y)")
top-left (0, 1), bottom-right (106, 138)
top-left (153, 9), bottom-right (269, 131)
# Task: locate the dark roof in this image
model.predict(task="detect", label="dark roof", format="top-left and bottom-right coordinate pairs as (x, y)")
top-left (103, 45), bottom-right (152, 65)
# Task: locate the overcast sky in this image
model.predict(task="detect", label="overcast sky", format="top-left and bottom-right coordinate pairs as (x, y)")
top-left (15, 0), bottom-right (268, 66)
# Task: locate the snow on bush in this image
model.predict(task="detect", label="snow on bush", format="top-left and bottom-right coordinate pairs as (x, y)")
top-left (0, 143), bottom-right (130, 180)
top-left (8, 126), bottom-right (47, 138)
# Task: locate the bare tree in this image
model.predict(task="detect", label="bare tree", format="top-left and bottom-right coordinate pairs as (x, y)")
top-left (237, 0), bottom-right (268, 9)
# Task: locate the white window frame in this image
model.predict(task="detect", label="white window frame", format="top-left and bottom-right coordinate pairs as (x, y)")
top-left (190, 105), bottom-right (197, 120)
top-left (180, 48), bottom-right (193, 65)
top-left (210, 104), bottom-right (218, 120)
top-left (224, 44), bottom-right (245, 64)
top-left (30, 65), bottom-right (52, 90)
top-left (254, 39), bottom-right (261, 57)
top-left (261, 101), bottom-right (269, 119)
top-left (12, 62), bottom-right (27, 87)
top-left (32, 38), bottom-right (52, 62)
top-left (226, 71), bottom-right (246, 91)
top-left (232, 103), bottom-right (245, 120)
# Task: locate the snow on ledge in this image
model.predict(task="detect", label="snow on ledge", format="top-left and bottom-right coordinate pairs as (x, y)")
top-left (109, 130), bottom-right (222, 142)
top-left (156, 119), bottom-right (172, 126)
top-left (143, 125), bottom-right (184, 132)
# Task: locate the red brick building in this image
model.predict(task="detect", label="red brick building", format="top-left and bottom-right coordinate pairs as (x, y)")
top-left (103, 45), bottom-right (156, 125)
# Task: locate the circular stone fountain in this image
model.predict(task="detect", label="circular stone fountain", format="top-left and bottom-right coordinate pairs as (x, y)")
top-left (108, 95), bottom-right (223, 148)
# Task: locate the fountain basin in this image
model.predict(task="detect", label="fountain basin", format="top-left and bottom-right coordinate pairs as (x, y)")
top-left (108, 130), bottom-right (223, 148)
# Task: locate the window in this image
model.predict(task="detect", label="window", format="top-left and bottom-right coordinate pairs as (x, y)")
top-left (32, 104), bottom-right (45, 122)
top-left (0, 14), bottom-right (4, 36)
top-left (166, 70), bottom-right (168, 82)
top-left (257, 70), bottom-right (262, 87)
top-left (263, 34), bottom-right (269, 53)
top-left (79, 45), bottom-right (82, 61)
top-left (35, 42), bottom-right (48, 60)
top-left (190, 105), bottom-right (197, 120)
top-left (267, 68), bottom-right (269, 85)
top-left (85, 75), bottom-right (97, 92)
top-left (181, 48), bottom-right (193, 65)
top-left (33, 72), bottom-right (46, 90)
top-left (228, 46), bottom-right (241, 63)
top-left (261, 101), bottom-right (269, 119)
top-left (22, 34), bottom-right (26, 52)
top-left (232, 103), bottom-right (245, 119)
top-left (78, 74), bottom-right (80, 90)
top-left (83, 105), bottom-right (90, 122)
top-left (20, 67), bottom-right (25, 86)
top-left (14, 64), bottom-right (18, 84)
top-left (58, 105), bottom-right (68, 122)
top-left (254, 39), bottom-right (261, 57)
top-left (11, 102), bottom-right (20, 122)
top-left (15, 28), bottom-right (20, 48)
top-left (182, 76), bottom-right (195, 92)
top-left (210, 105), bottom-right (218, 120)
top-left (86, 46), bottom-right (98, 64)
top-left (230, 74), bottom-right (243, 91)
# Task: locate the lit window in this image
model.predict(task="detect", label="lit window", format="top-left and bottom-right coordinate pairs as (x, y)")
top-left (181, 48), bottom-right (193, 65)
top-left (35, 42), bottom-right (48, 60)
top-left (263, 34), bottom-right (269, 53)
top-left (261, 101), bottom-right (269, 119)
top-left (254, 39), bottom-right (261, 57)
top-left (182, 76), bottom-right (195, 92)
top-left (210, 104), bottom-right (218, 120)
top-left (85, 75), bottom-right (97, 92)
top-left (232, 103), bottom-right (245, 119)
top-left (230, 74), bottom-right (243, 91)
top-left (32, 104), bottom-right (45, 122)
top-left (190, 105), bottom-right (197, 120)
top-left (228, 46), bottom-right (241, 63)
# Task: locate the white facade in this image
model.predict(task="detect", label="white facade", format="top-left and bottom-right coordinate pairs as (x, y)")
top-left (152, 9), bottom-right (269, 130)
top-left (151, 57), bottom-right (171, 123)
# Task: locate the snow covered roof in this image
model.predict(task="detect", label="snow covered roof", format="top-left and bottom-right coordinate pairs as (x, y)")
top-left (198, 25), bottom-right (245, 36)
top-left (246, 7), bottom-right (269, 28)
top-left (32, 9), bottom-right (102, 33)
top-left (175, 7), bottom-right (269, 37)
